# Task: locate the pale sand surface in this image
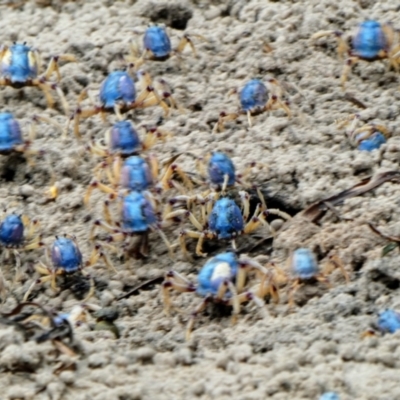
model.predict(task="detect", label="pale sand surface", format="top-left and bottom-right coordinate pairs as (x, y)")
top-left (0, 1), bottom-right (400, 399)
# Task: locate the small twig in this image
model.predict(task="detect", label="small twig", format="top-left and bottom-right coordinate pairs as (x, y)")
top-left (344, 93), bottom-right (367, 109)
top-left (368, 223), bottom-right (400, 242)
top-left (117, 276), bottom-right (164, 300)
top-left (302, 171), bottom-right (400, 223)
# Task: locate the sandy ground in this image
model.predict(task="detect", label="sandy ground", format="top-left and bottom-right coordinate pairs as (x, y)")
top-left (1, 0), bottom-right (400, 399)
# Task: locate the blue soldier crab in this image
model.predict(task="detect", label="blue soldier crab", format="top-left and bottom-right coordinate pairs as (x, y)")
top-left (162, 151), bottom-right (266, 220)
top-left (207, 151), bottom-right (236, 190)
top-left (162, 251), bottom-right (279, 340)
top-left (312, 20), bottom-right (400, 87)
top-left (70, 69), bottom-right (176, 139)
top-left (90, 191), bottom-right (173, 260)
top-left (87, 120), bottom-right (171, 160)
top-left (286, 248), bottom-right (349, 306)
top-left (0, 301), bottom-right (91, 356)
top-left (166, 190), bottom-right (291, 258)
top-left (0, 112), bottom-right (61, 164)
top-left (364, 309), bottom-right (400, 337)
top-left (84, 153), bottom-right (191, 207)
top-left (0, 112), bottom-right (66, 199)
top-left (85, 155), bottom-right (155, 206)
top-left (83, 118), bottom-right (181, 204)
top-left (179, 151), bottom-right (242, 194)
top-left (319, 393), bottom-right (340, 400)
top-left (127, 25), bottom-right (203, 68)
top-left (24, 234), bottom-right (112, 301)
top-left (376, 309), bottom-right (400, 333)
top-left (0, 212), bottom-right (42, 277)
top-left (0, 42), bottom-right (75, 113)
top-left (0, 112), bottom-right (36, 164)
top-left (213, 78), bottom-right (291, 132)
top-left (337, 114), bottom-right (389, 151)
top-left (189, 151), bottom-right (266, 194)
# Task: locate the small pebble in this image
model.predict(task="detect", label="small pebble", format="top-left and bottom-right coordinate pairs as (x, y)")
top-left (19, 184), bottom-right (34, 197)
